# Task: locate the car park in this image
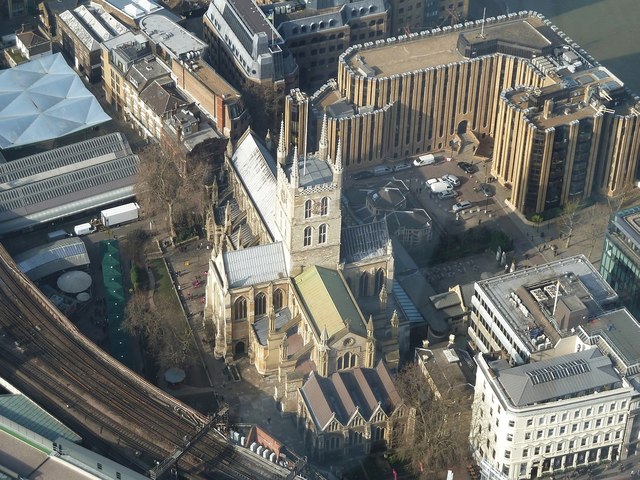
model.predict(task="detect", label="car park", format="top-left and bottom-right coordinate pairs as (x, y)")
top-left (438, 190), bottom-right (458, 199)
top-left (452, 200), bottom-right (472, 213)
top-left (352, 170), bottom-right (374, 180)
top-left (441, 174), bottom-right (461, 187)
top-left (394, 162), bottom-right (411, 172)
top-left (457, 162), bottom-right (475, 174)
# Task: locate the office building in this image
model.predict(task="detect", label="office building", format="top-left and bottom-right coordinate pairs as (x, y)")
top-left (472, 348), bottom-right (636, 478)
top-left (468, 255), bottom-right (618, 365)
top-left (601, 205), bottom-right (640, 320)
top-left (273, 0), bottom-right (388, 87)
top-left (284, 12), bottom-right (640, 214)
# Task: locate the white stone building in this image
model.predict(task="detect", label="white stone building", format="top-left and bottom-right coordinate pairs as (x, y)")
top-left (472, 348), bottom-right (635, 479)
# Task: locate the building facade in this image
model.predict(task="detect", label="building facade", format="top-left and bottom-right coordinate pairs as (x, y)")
top-left (284, 12), bottom-right (640, 214)
top-left (203, 0), bottom-right (298, 91)
top-left (274, 0), bottom-right (388, 87)
top-left (601, 205), bottom-right (640, 321)
top-left (58, 4), bottom-right (129, 83)
top-left (472, 349), bottom-right (636, 479)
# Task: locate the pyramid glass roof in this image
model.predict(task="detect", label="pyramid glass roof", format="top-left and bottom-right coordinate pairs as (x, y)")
top-left (0, 54), bottom-right (111, 150)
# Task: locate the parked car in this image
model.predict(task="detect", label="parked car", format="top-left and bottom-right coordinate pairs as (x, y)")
top-left (352, 170), bottom-right (374, 180)
top-left (426, 177), bottom-right (441, 186)
top-left (394, 162), bottom-right (411, 172)
top-left (457, 161), bottom-right (475, 174)
top-left (441, 174), bottom-right (461, 187)
top-left (413, 154), bottom-right (436, 166)
top-left (438, 190), bottom-right (458, 199)
top-left (373, 165), bottom-right (394, 176)
top-left (452, 200), bottom-right (472, 213)
top-left (480, 183), bottom-right (494, 197)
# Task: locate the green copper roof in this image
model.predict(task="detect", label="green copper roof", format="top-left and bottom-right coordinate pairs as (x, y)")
top-left (294, 266), bottom-right (366, 338)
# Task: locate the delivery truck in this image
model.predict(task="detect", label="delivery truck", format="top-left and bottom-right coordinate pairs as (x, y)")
top-left (74, 223), bottom-right (96, 236)
top-left (47, 229), bottom-right (69, 241)
top-left (100, 203), bottom-right (140, 228)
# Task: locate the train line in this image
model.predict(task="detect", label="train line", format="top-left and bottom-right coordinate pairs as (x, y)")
top-left (0, 245), bottom-right (286, 479)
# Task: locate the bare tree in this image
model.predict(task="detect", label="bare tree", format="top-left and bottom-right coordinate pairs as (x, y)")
top-left (136, 145), bottom-right (212, 242)
top-left (392, 362), bottom-right (473, 478)
top-left (124, 292), bottom-right (197, 370)
top-left (135, 144), bottom-right (182, 240)
top-left (242, 82), bottom-right (281, 137)
top-left (560, 199), bottom-right (581, 249)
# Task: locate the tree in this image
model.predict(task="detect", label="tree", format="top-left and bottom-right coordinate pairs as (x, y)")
top-left (123, 293), bottom-right (197, 370)
top-left (392, 362), bottom-right (473, 478)
top-left (242, 82), bottom-right (281, 138)
top-left (136, 144), bottom-right (182, 240)
top-left (135, 145), bottom-right (211, 242)
top-left (560, 199), bottom-right (581, 249)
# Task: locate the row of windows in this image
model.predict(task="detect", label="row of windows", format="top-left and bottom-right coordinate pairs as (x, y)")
top-left (233, 289), bottom-right (285, 320)
top-left (521, 416), bottom-right (624, 441)
top-left (303, 224), bottom-right (328, 246)
top-left (520, 431), bottom-right (621, 459)
top-left (521, 402), bottom-right (627, 428)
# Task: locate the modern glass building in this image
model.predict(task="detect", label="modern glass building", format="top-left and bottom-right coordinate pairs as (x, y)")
top-left (601, 205), bottom-right (640, 319)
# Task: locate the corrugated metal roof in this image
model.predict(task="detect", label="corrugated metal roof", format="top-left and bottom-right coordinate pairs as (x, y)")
top-left (0, 133), bottom-right (138, 235)
top-left (494, 348), bottom-right (622, 407)
top-left (341, 219), bottom-right (389, 263)
top-left (294, 265), bottom-right (366, 338)
top-left (13, 238), bottom-right (90, 281)
top-left (223, 242), bottom-right (287, 288)
top-left (0, 394), bottom-right (82, 443)
top-left (230, 131), bottom-right (281, 242)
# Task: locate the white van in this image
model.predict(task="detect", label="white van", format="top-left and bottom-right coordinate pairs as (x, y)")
top-left (413, 154), bottom-right (436, 166)
top-left (429, 181), bottom-right (454, 194)
top-left (73, 223), bottom-right (96, 236)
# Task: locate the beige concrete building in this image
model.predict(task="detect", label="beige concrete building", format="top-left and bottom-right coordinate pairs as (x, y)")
top-left (493, 67), bottom-right (640, 213)
top-left (284, 12), bottom-right (640, 215)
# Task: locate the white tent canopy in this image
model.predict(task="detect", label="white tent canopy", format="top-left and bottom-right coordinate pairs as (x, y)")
top-left (0, 54), bottom-right (111, 150)
top-left (57, 270), bottom-right (92, 294)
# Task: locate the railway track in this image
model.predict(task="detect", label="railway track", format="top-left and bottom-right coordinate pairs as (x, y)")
top-left (0, 245), bottom-right (286, 479)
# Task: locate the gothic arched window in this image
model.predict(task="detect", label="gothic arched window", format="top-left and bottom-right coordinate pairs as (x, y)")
top-left (304, 200), bottom-right (312, 219)
top-left (304, 226), bottom-right (312, 247)
top-left (318, 224), bottom-right (327, 244)
top-left (233, 297), bottom-right (247, 320)
top-left (320, 196), bottom-right (329, 215)
top-left (374, 268), bottom-right (385, 295)
top-left (273, 289), bottom-right (284, 310)
top-left (254, 292), bottom-right (266, 316)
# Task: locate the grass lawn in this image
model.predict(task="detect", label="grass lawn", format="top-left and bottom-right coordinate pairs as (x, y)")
top-left (149, 258), bottom-right (183, 319)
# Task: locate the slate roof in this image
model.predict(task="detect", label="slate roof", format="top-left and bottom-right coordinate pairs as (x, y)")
top-left (0, 54), bottom-right (111, 150)
top-left (294, 265), bottom-right (366, 338)
top-left (253, 307), bottom-right (292, 345)
top-left (341, 218), bottom-right (389, 263)
top-left (139, 81), bottom-right (185, 117)
top-left (0, 394), bottom-right (82, 442)
top-left (493, 348), bottom-right (622, 407)
top-left (231, 130), bottom-right (281, 242)
top-left (300, 361), bottom-right (400, 430)
top-left (222, 242), bottom-right (287, 288)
